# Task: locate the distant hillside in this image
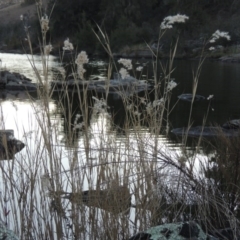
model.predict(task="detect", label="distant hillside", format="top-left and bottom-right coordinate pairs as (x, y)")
top-left (1, 0), bottom-right (240, 54)
top-left (0, 0), bottom-right (48, 51)
top-left (0, 0), bottom-right (47, 25)
top-left (0, 0), bottom-right (23, 9)
top-left (47, 0), bottom-right (240, 54)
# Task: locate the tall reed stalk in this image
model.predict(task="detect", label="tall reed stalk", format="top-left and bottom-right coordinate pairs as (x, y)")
top-left (0, 4), bottom-right (238, 240)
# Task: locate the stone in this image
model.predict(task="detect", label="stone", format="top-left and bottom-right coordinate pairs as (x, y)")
top-left (222, 119), bottom-right (240, 130)
top-left (61, 185), bottom-right (132, 214)
top-left (50, 77), bottom-right (153, 97)
top-left (171, 126), bottom-right (240, 138)
top-left (0, 221), bottom-right (19, 240)
top-left (0, 130), bottom-right (25, 160)
top-left (0, 70), bottom-right (37, 91)
top-left (178, 94), bottom-right (205, 102)
top-left (129, 222), bottom-right (240, 240)
top-left (219, 53), bottom-right (240, 63)
top-left (129, 221), bottom-right (207, 240)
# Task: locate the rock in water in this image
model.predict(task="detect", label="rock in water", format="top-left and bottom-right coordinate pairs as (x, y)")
top-left (129, 221), bottom-right (207, 240)
top-left (222, 119), bottom-right (240, 129)
top-left (171, 126), bottom-right (240, 138)
top-left (63, 185), bottom-right (131, 214)
top-left (178, 93), bottom-right (205, 102)
top-left (0, 70), bottom-right (37, 91)
top-left (0, 130), bottom-right (25, 160)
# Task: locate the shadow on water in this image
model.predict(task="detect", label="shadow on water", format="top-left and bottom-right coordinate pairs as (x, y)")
top-left (0, 90), bottom-right (39, 101)
top-left (51, 87), bottom-right (156, 146)
top-left (3, 56), bottom-right (239, 154)
top-left (50, 87), bottom-right (239, 160)
top-left (50, 92), bottom-right (128, 144)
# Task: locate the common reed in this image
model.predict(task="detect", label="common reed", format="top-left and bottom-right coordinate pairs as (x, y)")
top-left (0, 3), bottom-right (238, 240)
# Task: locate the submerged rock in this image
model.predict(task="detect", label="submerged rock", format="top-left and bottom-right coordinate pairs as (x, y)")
top-left (50, 76), bottom-right (153, 97)
top-left (0, 70), bottom-right (37, 91)
top-left (172, 119), bottom-right (240, 138)
top-left (219, 53), bottom-right (240, 63)
top-left (222, 119), bottom-right (240, 130)
top-left (171, 126), bottom-right (240, 138)
top-left (0, 130), bottom-right (25, 160)
top-left (60, 185), bottom-right (131, 214)
top-left (0, 90), bottom-right (38, 100)
top-left (178, 93), bottom-right (205, 102)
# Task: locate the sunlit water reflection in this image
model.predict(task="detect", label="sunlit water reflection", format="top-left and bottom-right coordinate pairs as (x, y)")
top-left (0, 52), bottom-right (231, 188)
top-left (0, 53), bottom-right (63, 83)
top-left (0, 52), bottom-right (239, 238)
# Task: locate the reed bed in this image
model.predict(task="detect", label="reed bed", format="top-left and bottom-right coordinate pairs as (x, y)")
top-left (0, 2), bottom-right (239, 240)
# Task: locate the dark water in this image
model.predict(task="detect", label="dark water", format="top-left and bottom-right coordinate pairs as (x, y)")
top-left (86, 58), bottom-right (240, 131)
top-left (170, 59), bottom-right (240, 128)
top-left (0, 55), bottom-right (238, 228)
top-left (1, 53), bottom-right (240, 149)
top-left (48, 57), bottom-right (240, 155)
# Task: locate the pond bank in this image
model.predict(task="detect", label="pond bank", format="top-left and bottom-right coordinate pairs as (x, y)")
top-left (1, 48), bottom-right (240, 63)
top-left (112, 45), bottom-right (240, 63)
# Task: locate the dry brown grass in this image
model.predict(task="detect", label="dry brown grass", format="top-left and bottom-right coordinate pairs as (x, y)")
top-left (0, 4), bottom-right (240, 239)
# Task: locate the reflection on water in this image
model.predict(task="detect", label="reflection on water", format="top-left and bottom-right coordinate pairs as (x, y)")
top-left (0, 53), bottom-right (240, 237)
top-left (1, 53), bottom-right (240, 155)
top-left (169, 59), bottom-right (240, 128)
top-left (0, 53), bottom-right (63, 83)
top-left (1, 54), bottom-right (239, 166)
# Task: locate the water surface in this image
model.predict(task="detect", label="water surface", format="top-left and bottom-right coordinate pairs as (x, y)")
top-left (1, 53), bottom-right (238, 237)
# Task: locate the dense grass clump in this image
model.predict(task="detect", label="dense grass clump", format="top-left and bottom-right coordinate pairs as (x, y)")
top-left (0, 3), bottom-right (240, 240)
